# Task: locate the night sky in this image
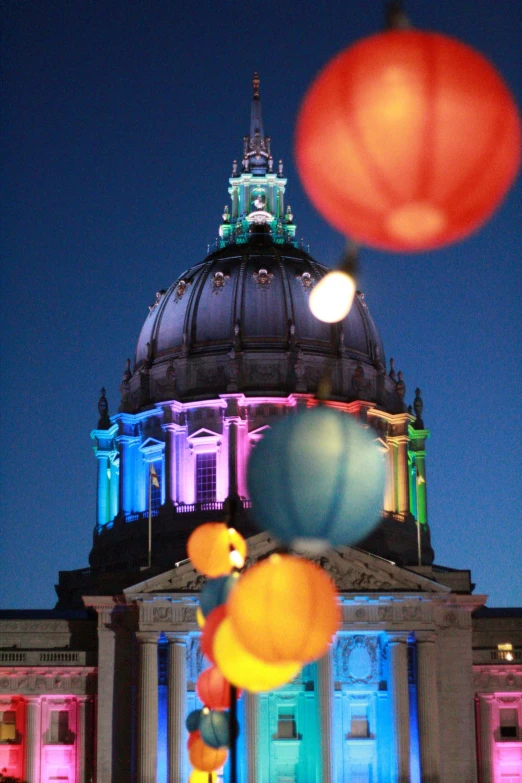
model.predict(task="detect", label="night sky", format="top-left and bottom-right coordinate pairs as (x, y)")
top-left (1, 1), bottom-right (521, 610)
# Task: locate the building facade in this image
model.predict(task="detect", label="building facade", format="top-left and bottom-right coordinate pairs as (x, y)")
top-left (1, 77), bottom-right (521, 783)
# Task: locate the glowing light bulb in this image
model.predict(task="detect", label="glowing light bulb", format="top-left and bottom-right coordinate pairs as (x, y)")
top-left (309, 270), bottom-right (356, 323)
top-left (229, 549), bottom-right (245, 569)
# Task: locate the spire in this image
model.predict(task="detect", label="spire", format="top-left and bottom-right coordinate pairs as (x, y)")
top-left (250, 71), bottom-right (264, 140)
top-left (243, 72), bottom-right (272, 175)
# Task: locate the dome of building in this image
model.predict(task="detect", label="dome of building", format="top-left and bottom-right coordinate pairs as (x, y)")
top-left (55, 74), bottom-right (434, 608)
top-left (124, 76), bottom-right (401, 415)
top-left (128, 237), bottom-right (399, 411)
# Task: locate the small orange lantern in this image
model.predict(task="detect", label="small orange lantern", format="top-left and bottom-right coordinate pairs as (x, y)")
top-left (228, 554), bottom-right (341, 664)
top-left (188, 523), bottom-right (247, 577)
top-left (201, 605), bottom-right (227, 665)
top-left (296, 30), bottom-right (520, 252)
top-left (196, 665), bottom-right (237, 710)
top-left (188, 734), bottom-right (228, 773)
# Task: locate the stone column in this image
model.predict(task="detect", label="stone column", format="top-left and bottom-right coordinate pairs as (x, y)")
top-left (96, 609), bottom-right (116, 783)
top-left (137, 632), bottom-right (159, 783)
top-left (388, 633), bottom-right (410, 783)
top-left (95, 450), bottom-right (110, 527)
top-left (76, 696), bottom-right (92, 783)
top-left (166, 634), bottom-right (187, 783)
top-left (478, 694), bottom-right (494, 783)
top-left (117, 435), bottom-right (139, 515)
top-left (318, 650), bottom-right (334, 783)
top-left (384, 441), bottom-right (397, 513)
top-left (416, 633), bottom-right (441, 783)
top-left (109, 455), bottom-right (119, 520)
top-left (224, 417), bottom-right (240, 498)
top-left (396, 437), bottom-right (410, 515)
top-left (164, 424), bottom-right (177, 506)
top-left (24, 697), bottom-right (41, 783)
top-left (244, 692), bottom-right (259, 783)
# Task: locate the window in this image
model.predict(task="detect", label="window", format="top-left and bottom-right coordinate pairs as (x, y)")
top-left (499, 708), bottom-right (518, 740)
top-left (350, 717), bottom-right (369, 738)
top-left (48, 710), bottom-right (71, 744)
top-left (196, 453), bottom-right (216, 503)
top-left (0, 710), bottom-right (16, 742)
top-left (498, 643), bottom-right (515, 661)
top-left (276, 709), bottom-right (297, 739)
top-left (150, 461), bottom-right (162, 511)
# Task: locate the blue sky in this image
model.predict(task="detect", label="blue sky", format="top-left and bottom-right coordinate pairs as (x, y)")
top-left (1, 0), bottom-right (521, 609)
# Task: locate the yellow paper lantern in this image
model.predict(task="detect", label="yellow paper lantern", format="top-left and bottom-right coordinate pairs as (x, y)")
top-left (214, 617), bottom-right (301, 692)
top-left (189, 771), bottom-right (217, 783)
top-left (187, 523), bottom-right (247, 577)
top-left (228, 554), bottom-right (341, 664)
top-left (188, 734), bottom-right (227, 772)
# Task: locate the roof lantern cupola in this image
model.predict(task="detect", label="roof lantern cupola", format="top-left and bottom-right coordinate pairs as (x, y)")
top-left (218, 73), bottom-right (297, 249)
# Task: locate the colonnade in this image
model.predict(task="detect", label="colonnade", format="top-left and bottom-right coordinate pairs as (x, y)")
top-left (134, 630), bottom-right (442, 783)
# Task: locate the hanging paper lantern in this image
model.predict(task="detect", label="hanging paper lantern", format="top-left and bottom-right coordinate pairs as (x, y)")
top-left (185, 709), bottom-right (203, 733)
top-left (187, 730), bottom-right (201, 750)
top-left (199, 708), bottom-right (239, 749)
top-left (228, 554), bottom-right (340, 664)
top-left (200, 574), bottom-right (238, 619)
top-left (189, 734), bottom-right (228, 772)
top-left (214, 617), bottom-right (301, 692)
top-left (189, 771), bottom-right (217, 783)
top-left (196, 665), bottom-right (238, 710)
top-left (295, 30), bottom-right (521, 252)
top-left (201, 605), bottom-right (227, 665)
top-left (247, 407), bottom-right (385, 548)
top-left (188, 523), bottom-right (247, 577)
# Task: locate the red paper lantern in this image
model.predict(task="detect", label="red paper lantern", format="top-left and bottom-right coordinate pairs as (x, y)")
top-left (201, 605), bottom-right (227, 665)
top-left (295, 30), bottom-right (520, 252)
top-left (189, 734), bottom-right (228, 773)
top-left (196, 665), bottom-right (238, 710)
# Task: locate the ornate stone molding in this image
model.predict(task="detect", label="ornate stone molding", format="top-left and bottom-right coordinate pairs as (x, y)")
top-left (0, 669), bottom-right (96, 695)
top-left (333, 634), bottom-right (381, 684)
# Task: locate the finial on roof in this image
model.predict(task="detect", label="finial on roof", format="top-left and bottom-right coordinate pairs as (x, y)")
top-left (97, 387), bottom-right (110, 429)
top-left (253, 72), bottom-right (260, 99)
top-left (413, 387), bottom-right (424, 429)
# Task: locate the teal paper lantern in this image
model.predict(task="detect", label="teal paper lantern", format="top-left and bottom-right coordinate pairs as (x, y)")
top-left (200, 574), bottom-right (238, 618)
top-left (199, 710), bottom-right (239, 749)
top-left (247, 407), bottom-right (385, 548)
top-left (185, 709), bottom-right (202, 733)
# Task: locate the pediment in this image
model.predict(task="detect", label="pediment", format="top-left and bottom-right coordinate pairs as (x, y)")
top-left (124, 532), bottom-right (449, 597)
top-left (187, 428), bottom-right (220, 441)
top-left (140, 437), bottom-right (163, 452)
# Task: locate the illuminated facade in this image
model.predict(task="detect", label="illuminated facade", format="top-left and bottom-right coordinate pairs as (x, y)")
top-left (1, 76), bottom-right (521, 783)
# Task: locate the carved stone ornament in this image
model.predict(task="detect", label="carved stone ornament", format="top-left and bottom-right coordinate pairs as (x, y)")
top-left (152, 606), bottom-right (172, 623)
top-left (211, 270), bottom-right (230, 294)
top-left (149, 289), bottom-right (166, 313)
top-left (173, 279), bottom-right (190, 303)
top-left (186, 635), bottom-right (205, 681)
top-left (296, 271), bottom-right (315, 291)
top-left (334, 635), bottom-right (380, 684)
top-left (253, 268), bottom-right (274, 290)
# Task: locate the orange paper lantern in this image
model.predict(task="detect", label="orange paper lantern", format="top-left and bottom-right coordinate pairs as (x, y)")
top-left (196, 665), bottom-right (237, 710)
top-left (188, 734), bottom-right (228, 773)
top-left (188, 523), bottom-right (247, 577)
top-left (214, 617), bottom-right (301, 693)
top-left (228, 554), bottom-right (341, 664)
top-left (295, 30), bottom-right (520, 252)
